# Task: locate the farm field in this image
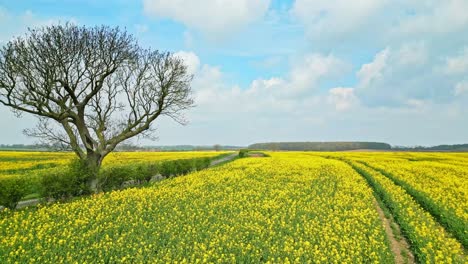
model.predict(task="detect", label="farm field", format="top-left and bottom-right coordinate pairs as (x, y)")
top-left (0, 151), bottom-right (230, 179)
top-left (0, 151), bottom-right (232, 207)
top-left (0, 152), bottom-right (466, 263)
top-left (1, 3), bottom-right (467, 263)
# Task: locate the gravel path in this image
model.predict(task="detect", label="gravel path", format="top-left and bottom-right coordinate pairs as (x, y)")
top-left (209, 152), bottom-right (238, 167)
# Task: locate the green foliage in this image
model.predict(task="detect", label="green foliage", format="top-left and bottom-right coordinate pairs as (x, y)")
top-left (0, 177), bottom-right (31, 209)
top-left (248, 141), bottom-right (392, 151)
top-left (99, 157), bottom-right (212, 191)
top-left (238, 149), bottom-right (249, 158)
top-left (194, 157), bottom-right (211, 170)
top-left (40, 159), bottom-right (92, 200)
top-left (345, 160), bottom-right (464, 262)
top-left (247, 151), bottom-right (270, 157)
top-left (134, 163), bottom-right (157, 183)
top-left (3, 156), bottom-right (218, 206)
top-left (159, 158), bottom-right (211, 178)
top-left (363, 161), bottom-right (468, 249)
top-left (98, 165), bottom-right (138, 192)
top-left (98, 162), bottom-right (160, 192)
top-left (239, 150), bottom-right (270, 158)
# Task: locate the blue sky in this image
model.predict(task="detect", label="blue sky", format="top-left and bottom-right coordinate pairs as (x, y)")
top-left (0, 0), bottom-right (468, 146)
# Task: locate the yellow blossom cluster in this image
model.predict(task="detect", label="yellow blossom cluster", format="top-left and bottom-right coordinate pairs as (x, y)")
top-left (0, 151), bottom-right (227, 179)
top-left (0, 152), bottom-right (71, 176)
top-left (357, 155), bottom-right (467, 228)
top-left (0, 153), bottom-right (393, 263)
top-left (350, 161), bottom-right (465, 263)
top-left (327, 152), bottom-right (468, 249)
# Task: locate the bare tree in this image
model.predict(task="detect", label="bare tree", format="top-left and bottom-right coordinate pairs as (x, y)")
top-left (0, 24), bottom-right (194, 189)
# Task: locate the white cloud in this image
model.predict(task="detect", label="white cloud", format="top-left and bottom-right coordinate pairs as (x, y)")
top-left (185, 51), bottom-right (349, 127)
top-left (454, 81), bottom-right (468, 96)
top-left (396, 41), bottom-right (428, 66)
top-left (396, 0), bottom-right (468, 35)
top-left (190, 52), bottom-right (347, 112)
top-left (179, 50), bottom-right (468, 146)
top-left (354, 45), bottom-right (459, 107)
top-left (405, 99), bottom-right (428, 109)
top-left (192, 64), bottom-right (229, 106)
top-left (248, 77), bottom-right (286, 96)
top-left (328, 87), bottom-right (358, 111)
top-left (357, 48), bottom-right (389, 88)
top-left (143, 0), bottom-right (271, 36)
top-left (173, 51), bottom-right (200, 75)
top-left (444, 47), bottom-right (468, 75)
top-left (291, 0), bottom-right (385, 37)
top-left (288, 53), bottom-right (348, 95)
top-left (357, 43), bottom-right (427, 89)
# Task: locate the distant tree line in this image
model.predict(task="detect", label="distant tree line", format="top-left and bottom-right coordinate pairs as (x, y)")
top-left (0, 143), bottom-right (243, 152)
top-left (249, 142), bottom-right (468, 152)
top-left (248, 142), bottom-right (392, 151)
top-left (0, 143), bottom-right (56, 150)
top-left (393, 144), bottom-right (468, 151)
top-left (141, 145), bottom-right (242, 151)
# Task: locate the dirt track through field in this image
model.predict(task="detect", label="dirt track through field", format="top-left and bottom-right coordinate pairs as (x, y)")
top-left (373, 199), bottom-right (415, 264)
top-left (323, 156), bottom-right (416, 263)
top-left (209, 152), bottom-right (238, 166)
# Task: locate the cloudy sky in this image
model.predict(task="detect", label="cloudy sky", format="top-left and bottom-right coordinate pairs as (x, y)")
top-left (1, 0), bottom-right (468, 146)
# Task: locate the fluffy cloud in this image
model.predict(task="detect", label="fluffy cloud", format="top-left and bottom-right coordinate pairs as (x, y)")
top-left (143, 0), bottom-right (271, 36)
top-left (291, 0), bottom-right (385, 37)
top-left (444, 47), bottom-right (468, 75)
top-left (395, 0), bottom-right (468, 35)
top-left (327, 88), bottom-right (358, 111)
top-left (179, 51), bottom-right (349, 124)
top-left (173, 51), bottom-right (200, 75)
top-left (357, 42), bottom-right (428, 89)
top-left (292, 0), bottom-right (468, 49)
top-left (1, 3), bottom-right (467, 146)
top-left (454, 81), bottom-right (468, 96)
top-left (396, 42), bottom-right (428, 66)
top-left (357, 48), bottom-right (389, 88)
top-left (354, 42), bottom-right (462, 107)
top-left (289, 54), bottom-right (348, 94)
top-left (164, 50), bottom-right (467, 146)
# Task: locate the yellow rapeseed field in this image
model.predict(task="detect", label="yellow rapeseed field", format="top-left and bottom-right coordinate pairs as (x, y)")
top-left (350, 161), bottom-right (464, 263)
top-left (329, 152), bottom-right (468, 249)
top-left (360, 157), bottom-right (467, 226)
top-left (1, 153), bottom-right (394, 263)
top-left (0, 151), bottom-right (466, 263)
top-left (0, 151), bottom-right (228, 179)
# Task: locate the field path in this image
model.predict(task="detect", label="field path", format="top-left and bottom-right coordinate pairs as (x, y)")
top-left (322, 156), bottom-right (418, 263)
top-left (360, 161), bottom-right (467, 248)
top-left (373, 199), bottom-right (415, 264)
top-left (209, 152), bottom-right (238, 167)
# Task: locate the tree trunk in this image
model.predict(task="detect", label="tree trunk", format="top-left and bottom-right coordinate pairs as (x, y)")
top-left (84, 152), bottom-right (103, 192)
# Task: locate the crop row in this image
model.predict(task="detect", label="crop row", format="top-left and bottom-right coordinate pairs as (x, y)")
top-left (311, 152), bottom-right (467, 247)
top-left (0, 152), bottom-right (229, 209)
top-left (0, 151), bottom-right (227, 177)
top-left (347, 160), bottom-right (465, 263)
top-left (0, 153), bottom-right (394, 263)
top-left (354, 157), bottom-right (467, 248)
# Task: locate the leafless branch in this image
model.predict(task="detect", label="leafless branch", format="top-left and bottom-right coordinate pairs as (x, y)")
top-left (0, 23), bottom-right (194, 175)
